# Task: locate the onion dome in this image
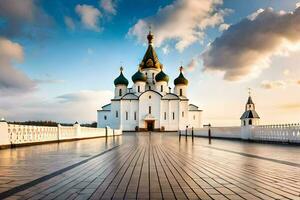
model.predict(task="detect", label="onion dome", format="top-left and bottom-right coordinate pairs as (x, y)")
top-left (132, 68), bottom-right (147, 83)
top-left (174, 66), bottom-right (188, 85)
top-left (139, 30), bottom-right (162, 70)
top-left (114, 67), bottom-right (129, 86)
top-left (155, 67), bottom-right (169, 83)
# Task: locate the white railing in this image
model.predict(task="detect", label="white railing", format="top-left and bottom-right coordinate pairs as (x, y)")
top-left (0, 121), bottom-right (122, 147)
top-left (59, 125), bottom-right (77, 140)
top-left (185, 126), bottom-right (241, 139)
top-left (8, 124), bottom-right (58, 144)
top-left (252, 124), bottom-right (300, 143)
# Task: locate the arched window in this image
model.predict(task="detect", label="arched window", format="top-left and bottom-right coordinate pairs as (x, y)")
top-left (138, 86), bottom-right (140, 92)
top-left (104, 115), bottom-right (107, 120)
top-left (119, 88), bottom-right (122, 96)
top-left (152, 73), bottom-right (155, 79)
top-left (243, 120), bottom-right (246, 126)
top-left (126, 112), bottom-right (128, 120)
top-left (148, 86), bottom-right (151, 90)
top-left (149, 95), bottom-right (151, 99)
top-left (149, 106), bottom-right (152, 114)
top-left (164, 112), bottom-right (166, 120)
top-left (182, 111), bottom-right (184, 117)
top-left (249, 119), bottom-right (252, 125)
top-left (116, 111), bottom-right (118, 118)
top-left (180, 89), bottom-right (183, 96)
top-left (161, 85), bottom-right (163, 92)
top-left (134, 112), bottom-right (137, 120)
top-left (172, 112), bottom-right (175, 120)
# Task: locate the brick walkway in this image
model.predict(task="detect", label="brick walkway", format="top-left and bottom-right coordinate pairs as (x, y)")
top-left (0, 133), bottom-right (299, 199)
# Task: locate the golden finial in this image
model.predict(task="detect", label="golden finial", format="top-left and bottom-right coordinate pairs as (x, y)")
top-left (120, 66), bottom-right (123, 72)
top-left (179, 66), bottom-right (184, 72)
top-left (147, 24), bottom-right (154, 44)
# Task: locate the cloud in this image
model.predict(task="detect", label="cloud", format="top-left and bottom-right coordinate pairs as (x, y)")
top-left (162, 45), bottom-right (170, 55)
top-left (0, 37), bottom-right (36, 95)
top-left (296, 2), bottom-right (300, 8)
top-left (280, 103), bottom-right (300, 110)
top-left (0, 90), bottom-right (113, 123)
top-left (202, 6), bottom-right (300, 81)
top-left (34, 79), bottom-right (65, 84)
top-left (100, 0), bottom-right (117, 15)
top-left (218, 23), bottom-right (230, 32)
top-left (128, 0), bottom-right (230, 52)
top-left (75, 4), bottom-right (102, 32)
top-left (64, 16), bottom-right (75, 30)
top-left (0, 0), bottom-right (51, 38)
top-left (260, 80), bottom-right (286, 89)
top-left (186, 58), bottom-right (198, 72)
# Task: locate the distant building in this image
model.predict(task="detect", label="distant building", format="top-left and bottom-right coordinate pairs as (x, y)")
top-left (97, 31), bottom-right (203, 131)
top-left (240, 93), bottom-right (260, 126)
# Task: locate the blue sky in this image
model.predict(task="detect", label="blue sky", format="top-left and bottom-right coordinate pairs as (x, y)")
top-left (1, 0), bottom-right (300, 125)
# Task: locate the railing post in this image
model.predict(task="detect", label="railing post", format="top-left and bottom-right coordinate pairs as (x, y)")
top-left (192, 127), bottom-right (194, 141)
top-left (185, 126), bottom-right (188, 139)
top-left (105, 126), bottom-right (108, 138)
top-left (0, 118), bottom-right (9, 147)
top-left (57, 124), bottom-right (61, 142)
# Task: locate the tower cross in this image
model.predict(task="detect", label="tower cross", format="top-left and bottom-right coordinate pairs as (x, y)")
top-left (248, 88), bottom-right (252, 96)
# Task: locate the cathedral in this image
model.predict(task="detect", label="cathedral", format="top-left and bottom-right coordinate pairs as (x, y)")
top-left (97, 31), bottom-right (203, 131)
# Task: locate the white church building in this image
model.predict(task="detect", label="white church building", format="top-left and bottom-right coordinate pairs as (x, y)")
top-left (97, 31), bottom-right (203, 131)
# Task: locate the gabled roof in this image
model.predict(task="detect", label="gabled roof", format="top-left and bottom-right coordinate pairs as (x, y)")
top-left (121, 93), bottom-right (139, 100)
top-left (101, 103), bottom-right (111, 110)
top-left (240, 110), bottom-right (260, 119)
top-left (162, 93), bottom-right (180, 100)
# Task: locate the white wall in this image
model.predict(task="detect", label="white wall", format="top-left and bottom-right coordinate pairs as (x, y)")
top-left (121, 99), bottom-right (139, 131)
top-left (188, 111), bottom-right (203, 129)
top-left (98, 110), bottom-right (111, 128)
top-left (160, 99), bottom-right (180, 131)
top-left (139, 91), bottom-right (161, 130)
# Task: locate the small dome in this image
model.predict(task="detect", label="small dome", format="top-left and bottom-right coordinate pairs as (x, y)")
top-left (174, 66), bottom-right (188, 85)
top-left (155, 70), bottom-right (169, 83)
top-left (114, 67), bottom-right (129, 86)
top-left (132, 69), bottom-right (147, 83)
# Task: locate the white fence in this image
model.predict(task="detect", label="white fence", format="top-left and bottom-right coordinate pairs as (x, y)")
top-left (185, 126), bottom-right (241, 139)
top-left (251, 124), bottom-right (300, 143)
top-left (0, 121), bottom-right (122, 147)
top-left (182, 124), bottom-right (300, 144)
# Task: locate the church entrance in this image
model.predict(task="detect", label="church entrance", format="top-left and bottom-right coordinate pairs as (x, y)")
top-left (146, 120), bottom-right (154, 131)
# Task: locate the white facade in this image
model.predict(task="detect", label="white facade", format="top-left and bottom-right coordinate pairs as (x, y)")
top-left (97, 32), bottom-right (203, 131)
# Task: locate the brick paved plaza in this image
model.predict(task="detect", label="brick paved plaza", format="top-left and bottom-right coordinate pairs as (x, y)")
top-left (0, 132), bottom-right (299, 200)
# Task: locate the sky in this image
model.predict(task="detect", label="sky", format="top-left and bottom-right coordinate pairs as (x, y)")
top-left (0, 0), bottom-right (300, 126)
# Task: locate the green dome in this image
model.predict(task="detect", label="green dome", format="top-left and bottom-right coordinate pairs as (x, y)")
top-left (174, 67), bottom-right (188, 85)
top-left (114, 68), bottom-right (129, 86)
top-left (155, 70), bottom-right (169, 83)
top-left (132, 70), bottom-right (147, 83)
